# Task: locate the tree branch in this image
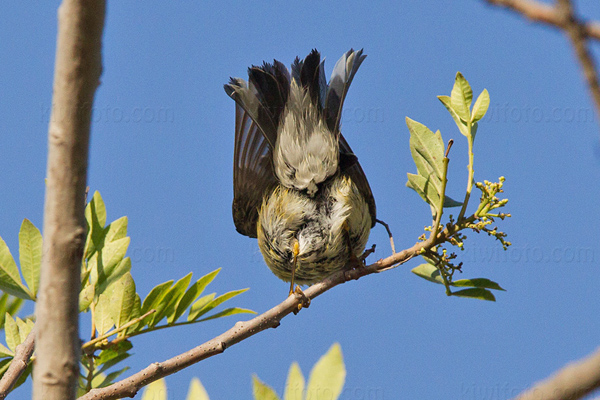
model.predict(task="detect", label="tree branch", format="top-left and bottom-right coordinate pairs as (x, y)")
top-left (485, 0), bottom-right (600, 133)
top-left (78, 224), bottom-right (464, 400)
top-left (0, 327), bottom-right (35, 399)
top-left (33, 1), bottom-right (105, 399)
top-left (484, 0), bottom-right (600, 41)
top-left (512, 346), bottom-right (600, 400)
top-left (555, 0), bottom-right (600, 126)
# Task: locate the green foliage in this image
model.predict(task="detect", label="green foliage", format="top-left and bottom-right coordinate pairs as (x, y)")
top-left (141, 343), bottom-right (347, 400)
top-left (0, 190), bottom-right (254, 395)
top-left (405, 117), bottom-right (462, 211)
top-left (407, 73), bottom-right (510, 301)
top-left (254, 343), bottom-right (346, 400)
top-left (140, 376), bottom-right (210, 400)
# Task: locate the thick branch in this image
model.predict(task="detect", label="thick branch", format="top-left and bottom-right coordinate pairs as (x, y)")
top-left (484, 0), bottom-right (600, 41)
top-left (512, 346), bottom-right (600, 400)
top-left (33, 1), bottom-right (105, 400)
top-left (0, 328), bottom-right (35, 398)
top-left (78, 225), bottom-right (463, 400)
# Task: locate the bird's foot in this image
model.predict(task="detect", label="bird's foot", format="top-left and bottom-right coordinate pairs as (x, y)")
top-left (289, 285), bottom-right (310, 314)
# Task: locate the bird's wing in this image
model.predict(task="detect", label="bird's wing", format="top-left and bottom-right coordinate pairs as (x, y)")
top-left (339, 133), bottom-right (377, 227)
top-left (230, 104), bottom-right (279, 238)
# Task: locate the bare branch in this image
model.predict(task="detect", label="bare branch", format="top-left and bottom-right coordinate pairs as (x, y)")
top-left (484, 0), bottom-right (600, 41)
top-left (0, 327), bottom-right (35, 398)
top-left (512, 346), bottom-right (600, 400)
top-left (555, 0), bottom-right (600, 126)
top-left (485, 0), bottom-right (600, 134)
top-left (33, 1), bottom-right (105, 399)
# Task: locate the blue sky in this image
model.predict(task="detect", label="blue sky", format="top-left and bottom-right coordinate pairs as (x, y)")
top-left (1, 1), bottom-right (600, 399)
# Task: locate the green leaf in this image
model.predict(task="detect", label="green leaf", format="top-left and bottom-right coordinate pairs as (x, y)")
top-left (155, 272), bottom-right (192, 325)
top-left (173, 269), bottom-right (221, 323)
top-left (141, 378), bottom-right (167, 400)
top-left (406, 173), bottom-right (439, 207)
top-left (141, 280), bottom-right (174, 327)
top-left (438, 95), bottom-right (469, 136)
top-left (96, 340), bottom-right (132, 368)
top-left (104, 216), bottom-right (128, 244)
top-left (96, 257), bottom-right (132, 297)
top-left (84, 191), bottom-right (108, 259)
top-left (284, 362), bottom-right (304, 400)
top-left (253, 375), bottom-right (281, 400)
top-left (6, 296), bottom-right (23, 316)
top-left (15, 317), bottom-right (33, 344)
top-left (0, 236), bottom-right (31, 300)
top-left (187, 294), bottom-right (215, 322)
top-left (471, 89), bottom-right (490, 123)
top-left (411, 263), bottom-right (444, 284)
top-left (97, 366), bottom-right (130, 388)
top-left (452, 278), bottom-right (505, 291)
top-left (124, 294), bottom-right (143, 336)
top-left (111, 272), bottom-right (136, 329)
top-left (94, 287), bottom-right (115, 335)
top-left (450, 72), bottom-right (472, 122)
top-left (443, 196), bottom-right (463, 208)
top-left (0, 342), bottom-right (14, 358)
top-left (187, 377), bottom-right (210, 400)
top-left (79, 283), bottom-right (95, 312)
top-left (197, 307), bottom-right (256, 322)
top-left (0, 359), bottom-right (12, 383)
top-left (89, 237), bottom-right (131, 289)
top-left (188, 289), bottom-right (248, 321)
top-left (96, 351), bottom-right (131, 376)
top-left (452, 287), bottom-right (496, 301)
top-left (4, 314), bottom-right (20, 352)
top-left (413, 264), bottom-right (504, 294)
top-left (406, 117), bottom-right (444, 182)
top-left (19, 219), bottom-right (42, 297)
top-left (306, 343), bottom-right (346, 400)
top-left (87, 191), bottom-right (107, 227)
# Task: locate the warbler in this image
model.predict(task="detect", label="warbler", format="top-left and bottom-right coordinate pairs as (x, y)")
top-left (224, 49), bottom-right (376, 295)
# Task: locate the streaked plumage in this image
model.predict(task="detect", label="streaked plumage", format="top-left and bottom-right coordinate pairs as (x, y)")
top-left (224, 49), bottom-right (376, 285)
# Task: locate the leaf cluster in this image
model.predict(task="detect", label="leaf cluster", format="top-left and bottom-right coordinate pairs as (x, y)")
top-left (0, 191), bottom-right (254, 395)
top-left (406, 73), bottom-right (510, 301)
top-left (139, 343), bottom-right (347, 400)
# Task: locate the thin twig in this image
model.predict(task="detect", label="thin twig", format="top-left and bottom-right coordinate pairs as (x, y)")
top-left (78, 224), bottom-right (464, 400)
top-left (375, 219), bottom-right (396, 253)
top-left (512, 346), bottom-right (600, 400)
top-left (0, 327), bottom-right (35, 399)
top-left (484, 0), bottom-right (600, 41)
top-left (82, 309), bottom-right (156, 352)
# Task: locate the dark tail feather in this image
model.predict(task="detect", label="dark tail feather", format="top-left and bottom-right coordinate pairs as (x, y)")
top-left (325, 49), bottom-right (367, 133)
top-left (292, 49), bottom-right (327, 110)
top-left (224, 60), bottom-right (291, 148)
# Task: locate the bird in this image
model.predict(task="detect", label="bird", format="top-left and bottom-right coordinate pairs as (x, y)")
top-left (224, 49), bottom-right (376, 296)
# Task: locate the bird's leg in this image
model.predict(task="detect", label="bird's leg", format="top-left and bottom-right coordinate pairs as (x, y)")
top-left (289, 239), bottom-right (300, 297)
top-left (289, 240), bottom-right (310, 312)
